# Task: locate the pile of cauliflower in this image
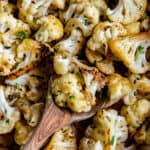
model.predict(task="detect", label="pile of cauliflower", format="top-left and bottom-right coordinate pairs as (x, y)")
top-left (0, 0), bottom-right (150, 149)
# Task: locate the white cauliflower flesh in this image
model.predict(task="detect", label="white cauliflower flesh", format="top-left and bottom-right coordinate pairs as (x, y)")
top-left (0, 13), bottom-right (31, 47)
top-left (63, 1), bottom-right (100, 37)
top-left (0, 86), bottom-right (20, 134)
top-left (79, 138), bottom-right (103, 150)
top-left (80, 109), bottom-right (128, 150)
top-left (17, 0), bottom-right (65, 29)
top-left (121, 99), bottom-right (150, 133)
top-left (87, 22), bottom-right (127, 55)
top-left (109, 32), bottom-right (150, 74)
top-left (35, 15), bottom-right (64, 43)
top-left (107, 73), bottom-right (135, 107)
top-left (106, 0), bottom-right (147, 25)
top-left (44, 126), bottom-right (77, 150)
top-left (54, 29), bottom-right (84, 55)
top-left (51, 69), bottom-right (106, 112)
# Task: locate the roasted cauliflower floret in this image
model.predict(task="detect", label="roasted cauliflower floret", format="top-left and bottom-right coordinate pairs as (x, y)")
top-left (14, 121), bottom-right (32, 145)
top-left (17, 0), bottom-right (65, 29)
top-left (121, 99), bottom-right (150, 133)
top-left (51, 69), bottom-right (106, 112)
top-left (63, 1), bottom-right (100, 37)
top-left (44, 126), bottom-right (77, 150)
top-left (35, 15), bottom-right (64, 43)
top-left (107, 73), bottom-right (135, 107)
top-left (0, 1), bottom-right (16, 14)
top-left (87, 22), bottom-right (127, 55)
top-left (0, 86), bottom-right (20, 134)
top-left (109, 32), bottom-right (150, 74)
top-left (54, 29), bottom-right (84, 55)
top-left (134, 121), bottom-right (150, 145)
top-left (106, 0), bottom-right (147, 24)
top-left (80, 109), bottom-right (128, 150)
top-left (0, 13), bottom-right (31, 47)
top-left (79, 138), bottom-right (103, 150)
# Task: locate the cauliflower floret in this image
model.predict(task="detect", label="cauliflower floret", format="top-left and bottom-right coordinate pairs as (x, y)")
top-left (107, 73), bottom-right (135, 107)
top-left (109, 32), bottom-right (150, 74)
top-left (54, 29), bottom-right (84, 55)
top-left (0, 1), bottom-right (16, 15)
top-left (106, 0), bottom-right (147, 25)
top-left (17, 0), bottom-right (65, 29)
top-left (63, 1), bottom-right (100, 37)
top-left (44, 126), bottom-right (77, 150)
top-left (121, 99), bottom-right (150, 133)
top-left (35, 15), bottom-right (64, 43)
top-left (87, 22), bottom-right (127, 55)
top-left (0, 86), bottom-right (20, 134)
top-left (79, 138), bottom-right (103, 150)
top-left (80, 109), bottom-right (128, 150)
top-left (51, 69), bottom-right (106, 112)
top-left (134, 121), bottom-right (150, 145)
top-left (14, 121), bottom-right (32, 145)
top-left (0, 13), bottom-right (31, 47)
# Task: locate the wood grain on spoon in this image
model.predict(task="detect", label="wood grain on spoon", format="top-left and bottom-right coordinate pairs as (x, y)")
top-left (22, 99), bottom-right (105, 150)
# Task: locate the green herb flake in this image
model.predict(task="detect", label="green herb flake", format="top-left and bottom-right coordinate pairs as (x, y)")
top-left (46, 94), bottom-right (52, 100)
top-left (6, 119), bottom-right (10, 124)
top-left (137, 45), bottom-right (144, 54)
top-left (75, 71), bottom-right (81, 78)
top-left (98, 90), bottom-right (103, 99)
top-left (17, 31), bottom-right (28, 40)
top-left (83, 16), bottom-right (90, 25)
top-left (110, 136), bottom-right (115, 145)
top-left (69, 95), bottom-right (75, 100)
top-left (10, 62), bottom-right (19, 71)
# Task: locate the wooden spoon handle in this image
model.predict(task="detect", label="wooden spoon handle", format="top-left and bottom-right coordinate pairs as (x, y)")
top-left (22, 101), bottom-right (71, 150)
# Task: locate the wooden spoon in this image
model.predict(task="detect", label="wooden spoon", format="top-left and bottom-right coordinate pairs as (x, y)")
top-left (22, 98), bottom-right (105, 150)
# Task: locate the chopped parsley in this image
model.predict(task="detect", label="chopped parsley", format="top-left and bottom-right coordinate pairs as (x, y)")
top-left (75, 71), bottom-right (82, 78)
top-left (46, 94), bottom-right (52, 100)
top-left (137, 45), bottom-right (144, 54)
top-left (6, 119), bottom-right (10, 124)
top-left (83, 16), bottom-right (90, 25)
top-left (17, 31), bottom-right (28, 40)
top-left (110, 136), bottom-right (115, 145)
top-left (69, 95), bottom-right (75, 100)
top-left (10, 62), bottom-right (19, 71)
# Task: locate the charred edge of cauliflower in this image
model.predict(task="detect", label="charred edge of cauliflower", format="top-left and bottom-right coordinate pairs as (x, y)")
top-left (121, 99), bottom-right (150, 134)
top-left (44, 126), bottom-right (77, 150)
top-left (109, 32), bottom-right (150, 74)
top-left (0, 86), bottom-right (20, 134)
top-left (106, 0), bottom-right (147, 24)
top-left (81, 109), bottom-right (128, 150)
top-left (35, 15), bottom-right (64, 43)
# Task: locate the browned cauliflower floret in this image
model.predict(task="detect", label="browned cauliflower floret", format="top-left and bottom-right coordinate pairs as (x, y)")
top-left (35, 15), bottom-right (64, 43)
top-left (51, 68), bottom-right (106, 112)
top-left (87, 22), bottom-right (127, 55)
top-left (44, 126), bottom-right (77, 150)
top-left (17, 0), bottom-right (66, 29)
top-left (54, 29), bottom-right (84, 55)
top-left (109, 32), bottom-right (150, 74)
top-left (0, 13), bottom-right (31, 47)
top-left (62, 1), bottom-right (100, 37)
top-left (106, 0), bottom-right (147, 24)
top-left (79, 109), bottom-right (128, 150)
top-left (121, 99), bottom-right (150, 134)
top-left (107, 73), bottom-right (135, 107)
top-left (134, 121), bottom-right (150, 145)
